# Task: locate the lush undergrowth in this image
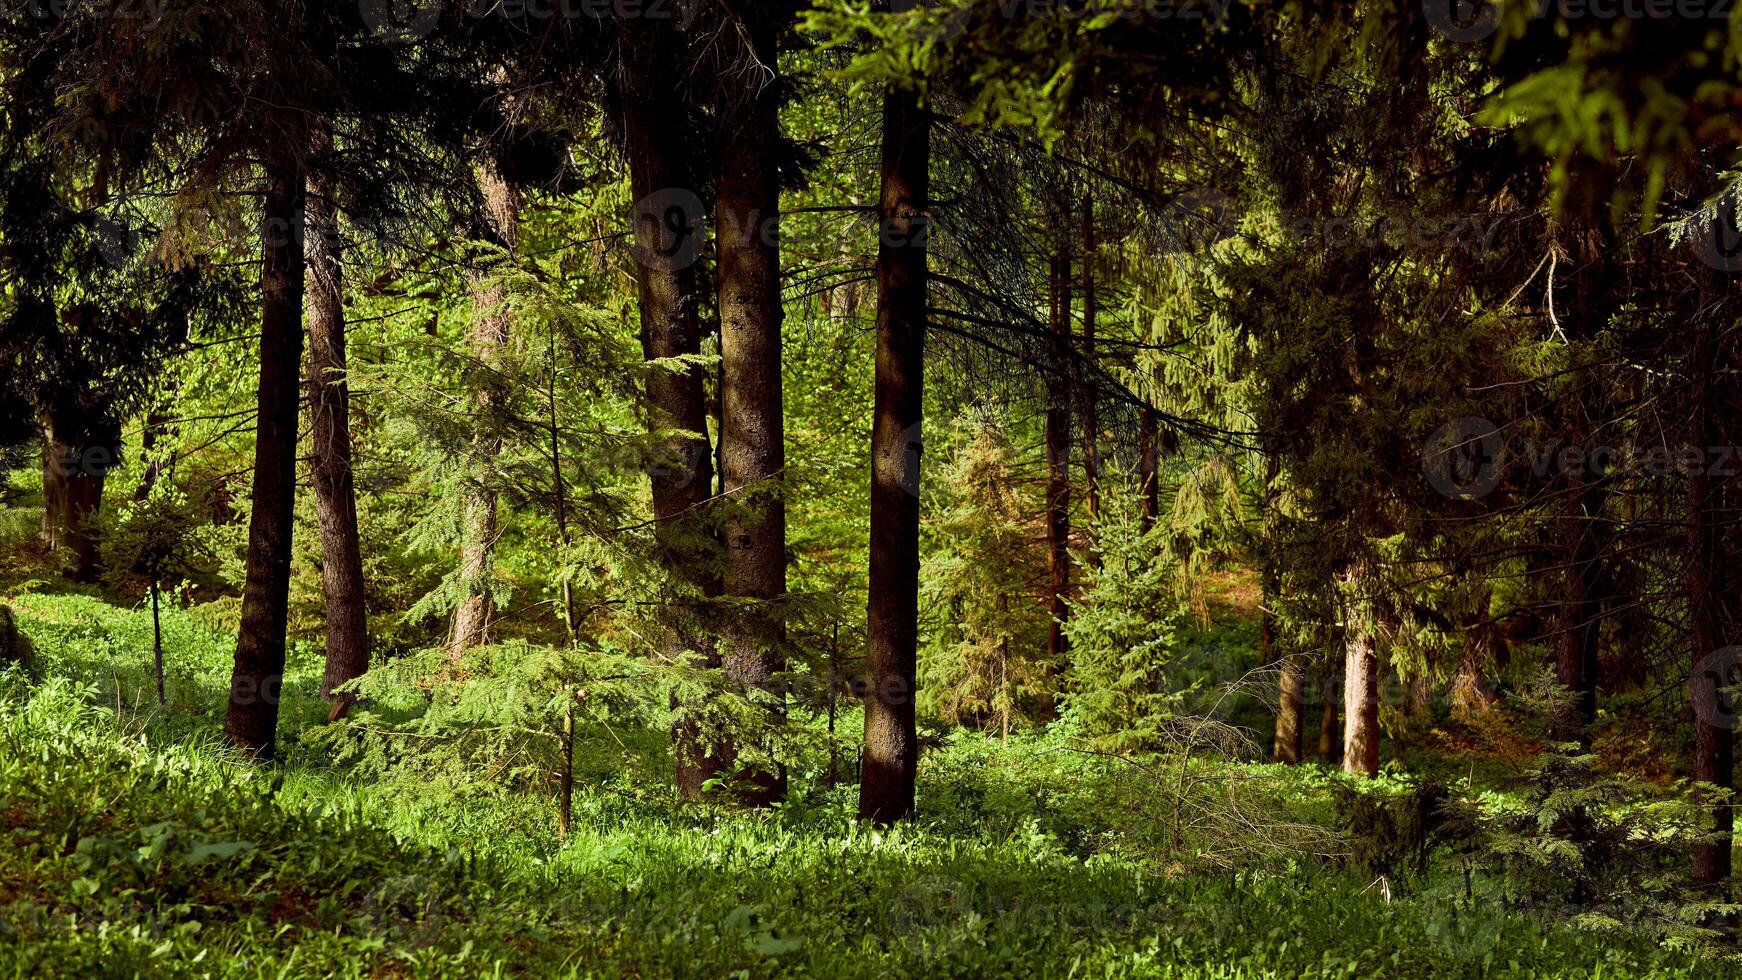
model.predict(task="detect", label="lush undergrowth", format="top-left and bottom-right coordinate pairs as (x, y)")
top-left (0, 592), bottom-right (1730, 978)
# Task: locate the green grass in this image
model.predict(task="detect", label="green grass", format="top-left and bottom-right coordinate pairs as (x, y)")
top-left (0, 591), bottom-right (1731, 978)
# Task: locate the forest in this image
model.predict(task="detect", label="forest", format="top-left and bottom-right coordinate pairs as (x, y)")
top-left (1, 0), bottom-right (1741, 976)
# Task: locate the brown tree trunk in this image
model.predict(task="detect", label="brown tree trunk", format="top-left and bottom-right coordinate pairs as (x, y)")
top-left (1554, 474), bottom-right (1605, 746)
top-left (1078, 194), bottom-right (1100, 562)
top-left (1686, 320), bottom-right (1733, 893)
top-left (40, 414), bottom-right (113, 582)
top-left (713, 10), bottom-right (787, 805)
top-left (447, 148), bottom-right (520, 663)
top-left (1264, 457), bottom-right (1301, 763)
top-left (304, 126), bottom-right (369, 714)
top-left (1317, 664), bottom-right (1339, 762)
top-left (859, 84), bottom-right (929, 824)
top-left (1138, 407), bottom-right (1160, 532)
top-left (223, 140), bottom-right (308, 760)
top-left (619, 14), bottom-right (724, 800)
top-left (1341, 565), bottom-right (1381, 778)
top-left (1044, 249), bottom-right (1072, 667)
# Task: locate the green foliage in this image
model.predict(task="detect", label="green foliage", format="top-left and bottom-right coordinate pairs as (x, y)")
top-left (0, 669), bottom-right (1727, 978)
top-left (919, 414), bottom-right (1050, 731)
top-left (1060, 479), bottom-right (1191, 751)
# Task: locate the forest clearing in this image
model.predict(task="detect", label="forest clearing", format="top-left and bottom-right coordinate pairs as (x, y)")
top-left (2, 1), bottom-right (1741, 976)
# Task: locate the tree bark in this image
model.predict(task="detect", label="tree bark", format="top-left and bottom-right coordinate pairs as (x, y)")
top-left (304, 125), bottom-right (369, 713)
top-left (1078, 194), bottom-right (1100, 562)
top-left (1317, 665), bottom-right (1339, 762)
top-left (618, 13), bottom-right (724, 800)
top-left (1554, 472), bottom-right (1605, 746)
top-left (1341, 565), bottom-right (1381, 778)
top-left (1686, 320), bottom-right (1733, 893)
top-left (1138, 407), bottom-right (1160, 532)
top-left (447, 147), bottom-right (520, 663)
top-left (1044, 249), bottom-right (1072, 667)
top-left (713, 9), bottom-right (787, 805)
top-left (859, 84), bottom-right (929, 824)
top-left (40, 414), bottom-right (114, 582)
top-left (223, 140), bottom-right (308, 760)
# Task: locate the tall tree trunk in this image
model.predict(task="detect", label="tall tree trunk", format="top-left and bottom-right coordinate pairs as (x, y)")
top-left (304, 125), bottom-right (369, 714)
top-left (223, 141), bottom-right (308, 760)
top-left (1138, 407), bottom-right (1160, 532)
top-left (1341, 563), bottom-right (1381, 778)
top-left (1044, 249), bottom-right (1072, 667)
top-left (859, 84), bottom-right (929, 824)
top-left (1264, 457), bottom-right (1302, 763)
top-left (1554, 470), bottom-right (1605, 746)
top-left (1686, 320), bottom-right (1733, 893)
top-left (1552, 217), bottom-right (1614, 748)
top-left (1078, 194), bottom-right (1100, 563)
top-left (713, 10), bottom-right (787, 805)
top-left (447, 148), bottom-right (520, 663)
top-left (1317, 663), bottom-right (1339, 762)
top-left (618, 14), bottom-right (724, 800)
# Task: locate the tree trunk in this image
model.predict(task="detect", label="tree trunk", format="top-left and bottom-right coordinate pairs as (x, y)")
top-left (1138, 407), bottom-right (1160, 532)
top-left (1078, 194), bottom-right (1100, 563)
top-left (150, 577), bottom-right (165, 706)
top-left (618, 14), bottom-right (725, 800)
top-left (1554, 474), bottom-right (1605, 747)
top-left (40, 414), bottom-right (115, 582)
top-left (1263, 454), bottom-right (1301, 763)
top-left (1686, 320), bottom-right (1733, 893)
top-left (304, 126), bottom-right (369, 713)
top-left (1044, 249), bottom-right (1072, 667)
top-left (859, 84), bottom-right (929, 824)
top-left (1317, 665), bottom-right (1339, 762)
top-left (447, 148), bottom-right (520, 663)
top-left (223, 141), bottom-right (308, 760)
top-left (1341, 565), bottom-right (1381, 778)
top-left (713, 10), bottom-right (787, 805)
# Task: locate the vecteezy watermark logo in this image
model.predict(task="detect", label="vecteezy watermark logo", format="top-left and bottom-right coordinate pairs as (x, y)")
top-left (1422, 0), bottom-right (1499, 43)
top-left (1689, 190), bottom-right (1742, 273)
top-left (1423, 416), bottom-right (1504, 500)
top-left (629, 187), bottom-right (705, 272)
top-left (1691, 645), bottom-right (1742, 731)
top-left (359, 0), bottom-right (443, 43)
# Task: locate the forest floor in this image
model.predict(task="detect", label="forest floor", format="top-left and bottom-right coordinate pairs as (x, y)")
top-left (0, 588), bottom-right (1731, 978)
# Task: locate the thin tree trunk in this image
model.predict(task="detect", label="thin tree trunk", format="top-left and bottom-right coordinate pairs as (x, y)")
top-left (1317, 664), bottom-right (1339, 761)
top-left (304, 125), bottom-right (369, 713)
top-left (1554, 470), bottom-right (1605, 746)
top-left (714, 10), bottom-right (787, 805)
top-left (1341, 564), bottom-right (1381, 777)
top-left (1687, 320), bottom-right (1733, 893)
top-left (448, 149), bottom-right (520, 663)
top-left (859, 83), bottom-right (929, 824)
top-left (1078, 194), bottom-right (1100, 564)
top-left (1044, 249), bottom-right (1072, 667)
top-left (1138, 407), bottom-right (1160, 532)
top-left (548, 320), bottom-right (578, 642)
top-left (1263, 454), bottom-right (1301, 763)
top-left (618, 14), bottom-right (725, 799)
top-left (150, 577), bottom-right (165, 706)
top-left (224, 141), bottom-right (308, 760)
